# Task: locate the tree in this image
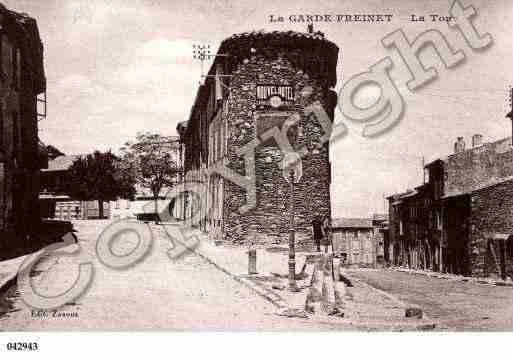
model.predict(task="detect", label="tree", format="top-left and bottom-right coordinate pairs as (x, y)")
top-left (64, 151), bottom-right (136, 219)
top-left (120, 133), bottom-right (181, 222)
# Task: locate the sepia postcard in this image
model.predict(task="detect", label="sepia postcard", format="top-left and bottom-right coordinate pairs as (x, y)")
top-left (0, 0), bottom-right (513, 353)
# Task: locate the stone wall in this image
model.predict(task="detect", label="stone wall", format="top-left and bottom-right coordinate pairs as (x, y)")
top-left (0, 32), bottom-right (22, 234)
top-left (445, 137), bottom-right (513, 197)
top-left (222, 53), bottom-right (334, 244)
top-left (0, 9), bottom-right (44, 242)
top-left (469, 179), bottom-right (513, 278)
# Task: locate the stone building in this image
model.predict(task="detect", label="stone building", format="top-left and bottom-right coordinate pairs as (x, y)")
top-left (388, 184), bottom-right (439, 271)
top-left (331, 215), bottom-right (386, 267)
top-left (388, 128), bottom-right (513, 279)
top-left (0, 4), bottom-right (47, 245)
top-left (39, 154), bottom-right (110, 220)
top-left (178, 29), bottom-right (339, 244)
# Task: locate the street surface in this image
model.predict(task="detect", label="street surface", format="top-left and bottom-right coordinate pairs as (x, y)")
top-left (4, 220), bottom-right (504, 331)
top-left (347, 269), bottom-right (513, 330)
top-left (0, 220), bottom-right (348, 331)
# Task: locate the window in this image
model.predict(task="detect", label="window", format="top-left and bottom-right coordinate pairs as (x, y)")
top-left (213, 130), bottom-right (217, 162)
top-left (2, 35), bottom-right (12, 81)
top-left (436, 211), bottom-right (442, 230)
top-left (14, 48), bottom-right (21, 90)
top-left (126, 200), bottom-right (131, 210)
top-left (216, 128), bottom-right (221, 161)
top-left (209, 131), bottom-right (213, 165)
top-left (399, 220), bottom-right (404, 235)
top-left (0, 104), bottom-right (3, 148)
top-left (221, 123), bottom-right (226, 159)
top-left (12, 112), bottom-right (18, 150)
top-left (214, 180), bottom-right (218, 218)
top-left (434, 179), bottom-right (443, 199)
top-left (115, 200), bottom-right (120, 209)
top-left (12, 47), bottom-right (17, 89)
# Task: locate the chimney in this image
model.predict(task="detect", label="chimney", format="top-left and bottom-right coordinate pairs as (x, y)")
top-left (454, 137), bottom-right (466, 154)
top-left (472, 134), bottom-right (483, 148)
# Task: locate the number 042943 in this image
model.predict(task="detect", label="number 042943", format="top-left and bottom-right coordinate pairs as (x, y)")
top-left (6, 342), bottom-right (39, 351)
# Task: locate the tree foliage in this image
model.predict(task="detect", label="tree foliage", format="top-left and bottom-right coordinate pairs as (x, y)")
top-left (120, 133), bottom-right (181, 213)
top-left (64, 151), bottom-right (136, 218)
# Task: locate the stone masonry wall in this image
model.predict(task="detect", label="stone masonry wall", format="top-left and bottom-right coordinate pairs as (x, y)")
top-left (469, 179), bottom-right (513, 277)
top-left (0, 17), bottom-right (43, 242)
top-left (0, 34), bottom-right (21, 234)
top-left (445, 137), bottom-right (513, 197)
top-left (222, 53), bottom-right (334, 244)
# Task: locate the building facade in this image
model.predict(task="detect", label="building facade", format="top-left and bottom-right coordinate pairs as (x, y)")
top-left (178, 29), bottom-right (339, 244)
top-left (332, 216), bottom-right (386, 267)
top-left (0, 4), bottom-right (46, 245)
top-left (389, 131), bottom-right (513, 279)
top-left (40, 154), bottom-right (110, 220)
top-left (388, 184), bottom-right (441, 271)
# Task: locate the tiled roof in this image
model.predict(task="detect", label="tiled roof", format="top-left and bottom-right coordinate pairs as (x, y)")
top-left (42, 155), bottom-right (81, 172)
top-left (225, 30), bottom-right (328, 42)
top-left (388, 189), bottom-right (418, 204)
top-left (332, 218), bottom-right (373, 229)
top-left (387, 189), bottom-right (412, 199)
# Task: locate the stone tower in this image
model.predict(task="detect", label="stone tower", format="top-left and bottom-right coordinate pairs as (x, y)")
top-left (181, 29), bottom-right (339, 245)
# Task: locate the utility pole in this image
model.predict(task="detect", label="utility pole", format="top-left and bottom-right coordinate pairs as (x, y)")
top-left (283, 151), bottom-right (302, 292)
top-left (288, 169), bottom-right (298, 292)
top-left (192, 44), bottom-right (211, 84)
top-left (192, 43), bottom-right (232, 86)
top-left (422, 156), bottom-right (425, 184)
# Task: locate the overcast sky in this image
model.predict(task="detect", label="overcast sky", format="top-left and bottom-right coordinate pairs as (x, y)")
top-left (5, 0), bottom-right (513, 217)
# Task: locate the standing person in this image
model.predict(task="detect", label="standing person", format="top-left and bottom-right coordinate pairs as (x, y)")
top-left (312, 216), bottom-right (323, 252)
top-left (321, 216), bottom-right (332, 253)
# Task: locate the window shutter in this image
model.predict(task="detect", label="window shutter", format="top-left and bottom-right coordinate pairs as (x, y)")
top-left (16, 48), bottom-right (21, 89)
top-left (1, 35), bottom-right (11, 80)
